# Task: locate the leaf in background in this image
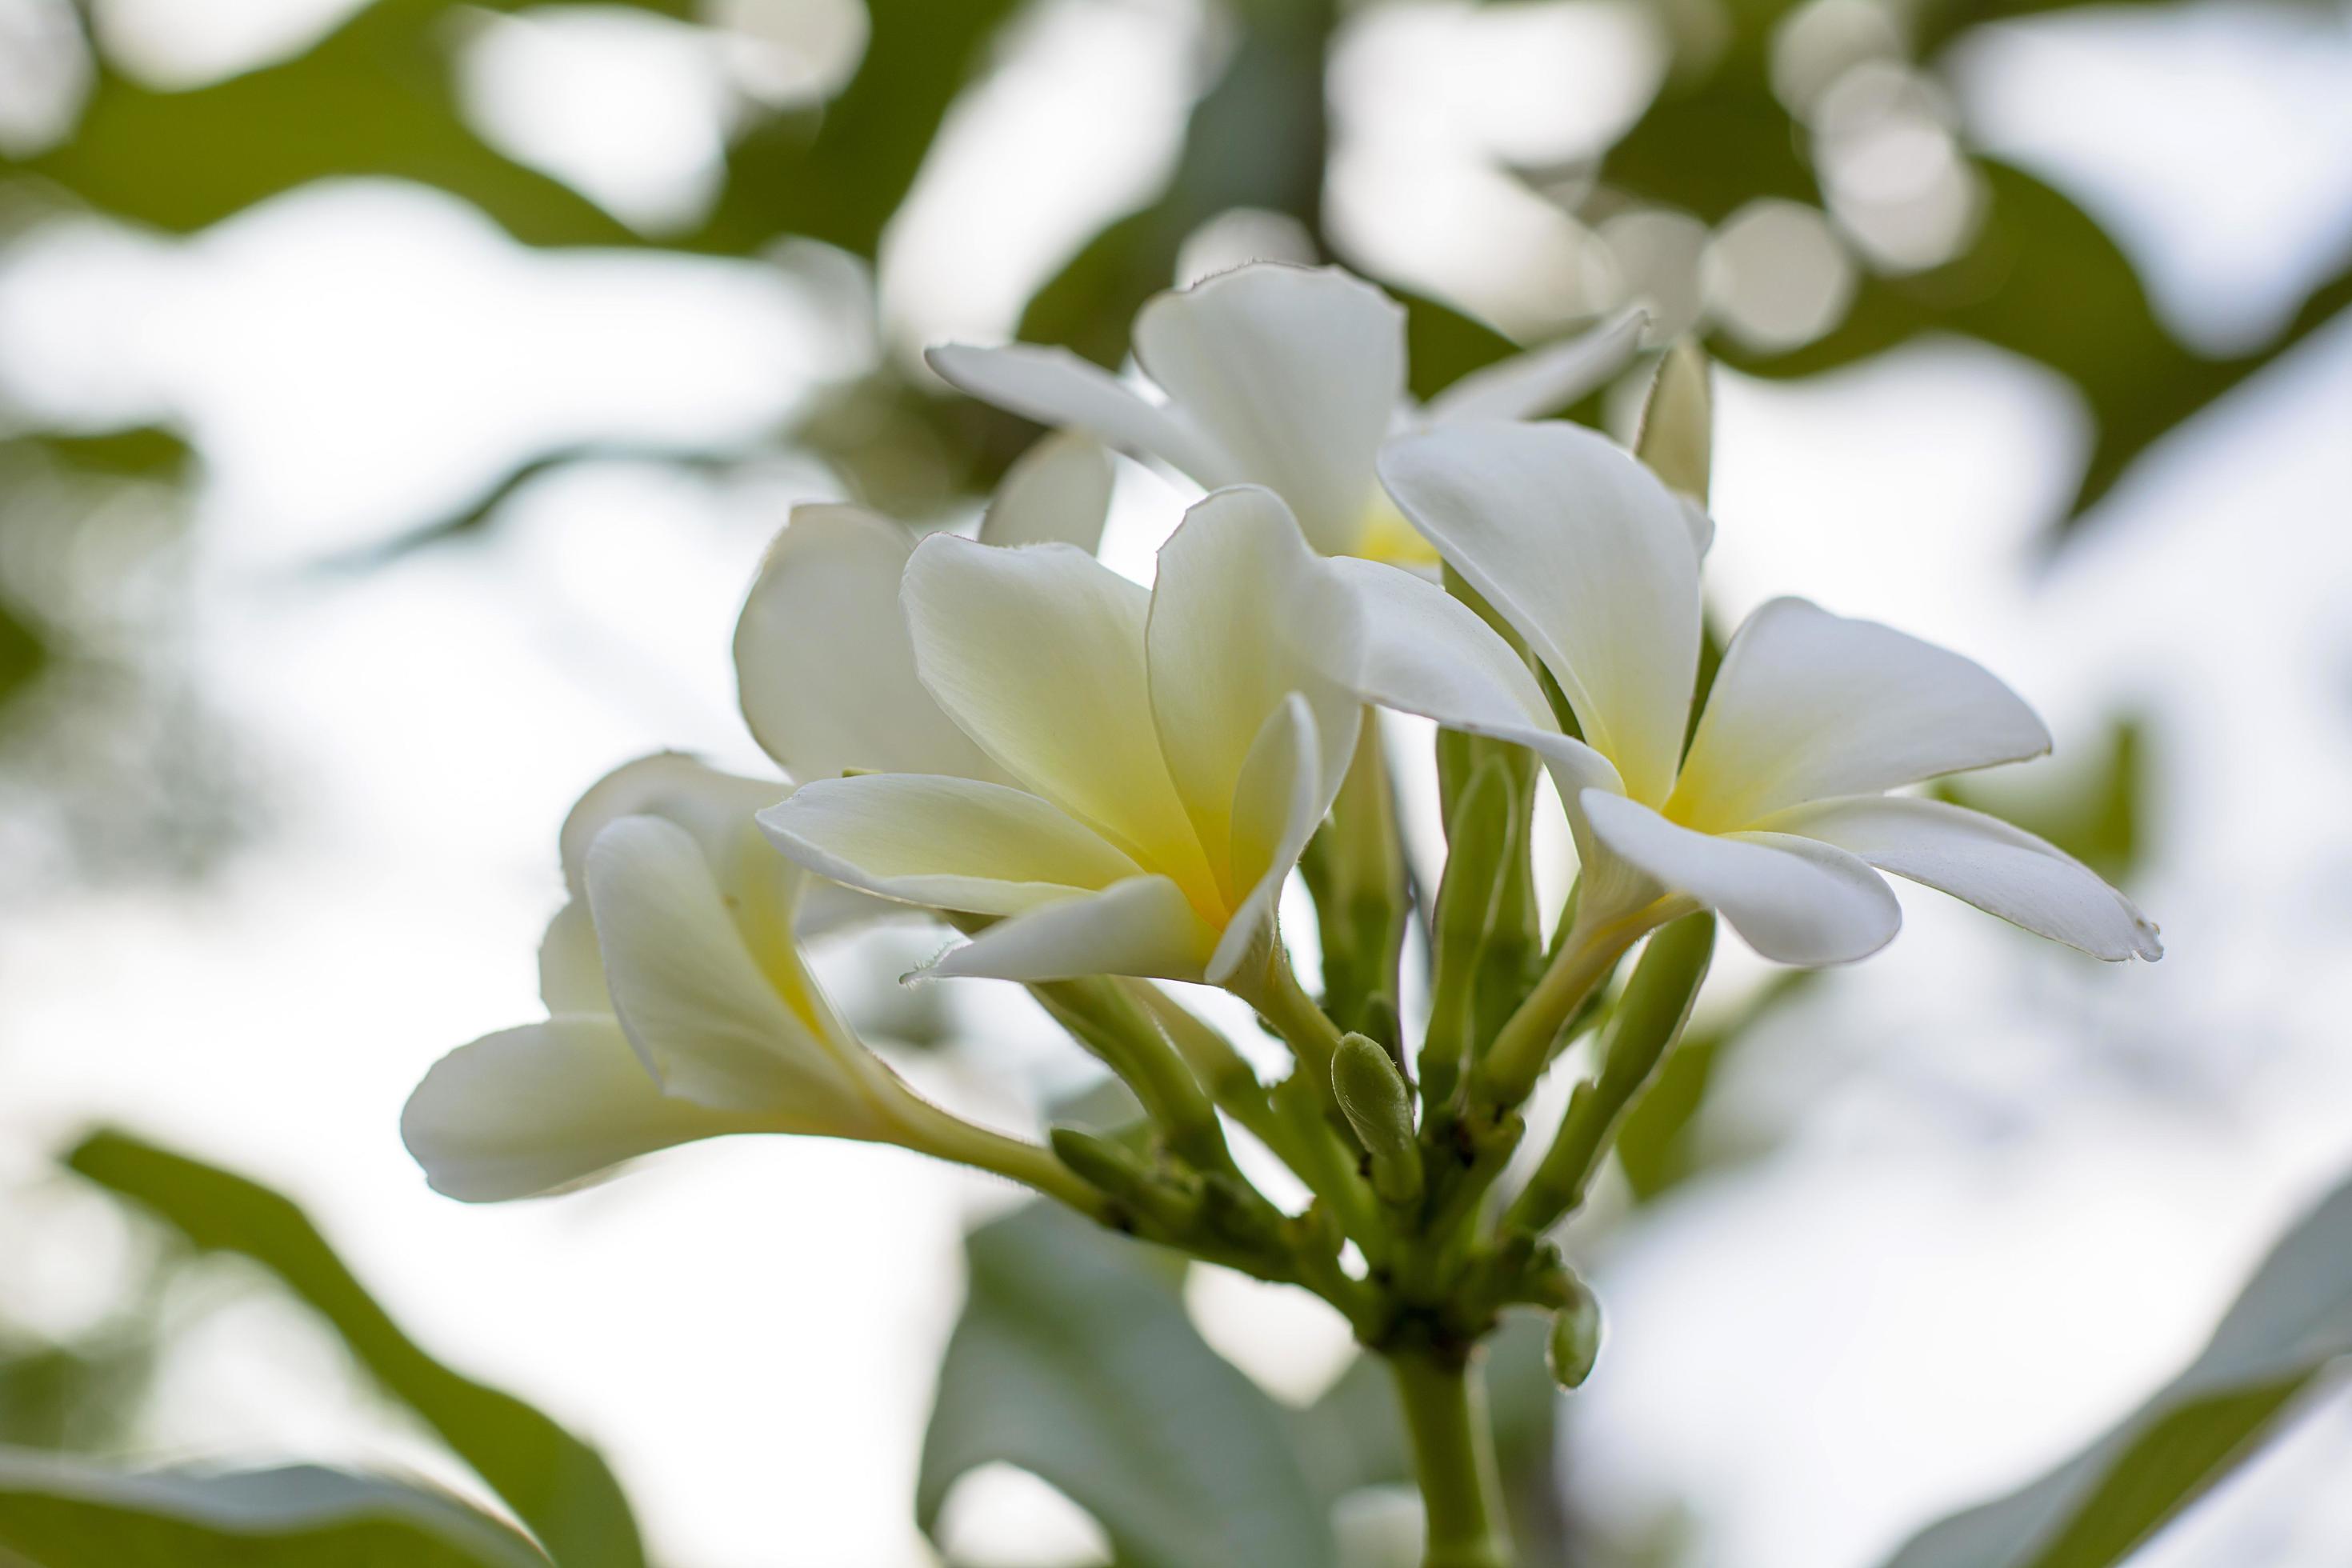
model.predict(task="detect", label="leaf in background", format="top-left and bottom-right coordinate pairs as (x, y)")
top-left (22, 427), bottom-right (194, 482)
top-left (686, 0), bottom-right (1028, 260)
top-left (14, 1), bottom-right (674, 248)
top-left (65, 1131), bottom-right (644, 1568)
top-left (0, 1454), bottom-right (547, 1568)
top-left (0, 598), bottom-right (46, 711)
top-left (918, 1203), bottom-right (1336, 1568)
top-left (1017, 0), bottom-right (1335, 365)
top-left (1615, 972), bottom-right (1814, 1203)
top-left (1938, 714), bottom-right (2145, 882)
top-left (1879, 1165), bottom-right (2352, 1568)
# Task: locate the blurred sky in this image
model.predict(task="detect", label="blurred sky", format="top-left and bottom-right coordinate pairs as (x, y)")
top-left (3, 2), bottom-right (2352, 1566)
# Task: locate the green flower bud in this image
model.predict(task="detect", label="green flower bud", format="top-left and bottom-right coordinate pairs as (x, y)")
top-left (1547, 1279), bottom-right (1604, 1390)
top-left (1331, 1033), bottom-right (1425, 1206)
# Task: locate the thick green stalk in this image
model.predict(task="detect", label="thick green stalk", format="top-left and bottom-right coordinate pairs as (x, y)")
top-left (1388, 1350), bottom-right (1513, 1568)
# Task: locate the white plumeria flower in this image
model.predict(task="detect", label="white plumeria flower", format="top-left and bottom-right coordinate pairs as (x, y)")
top-left (1325, 418), bottom-right (2162, 970)
top-left (755, 484), bottom-right (1360, 989)
top-left (927, 262), bottom-right (1655, 564)
top-left (402, 754), bottom-right (1078, 1203)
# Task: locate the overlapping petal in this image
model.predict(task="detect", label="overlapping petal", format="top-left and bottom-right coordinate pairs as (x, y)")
top-left (1146, 486), bottom-right (1361, 890)
top-left (1378, 420), bottom-right (1702, 806)
top-left (584, 814), bottom-right (882, 1129)
top-left (1207, 694), bottom-right (1325, 986)
top-left (929, 874), bottom-right (1220, 984)
top-left (902, 535), bottom-right (1217, 898)
top-left (1670, 598), bottom-right (2053, 832)
top-left (1582, 790), bottom-right (1902, 965)
top-left (980, 431), bottom-right (1114, 553)
top-left (1762, 794), bottom-right (2162, 960)
top-left (1130, 264), bottom-right (1403, 553)
top-left (402, 1018), bottom-right (770, 1202)
top-left (734, 506), bottom-right (1000, 783)
top-left (757, 774), bottom-right (1147, 917)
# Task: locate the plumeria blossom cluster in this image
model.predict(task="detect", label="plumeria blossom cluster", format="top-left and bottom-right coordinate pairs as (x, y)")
top-left (404, 261), bottom-right (2156, 1568)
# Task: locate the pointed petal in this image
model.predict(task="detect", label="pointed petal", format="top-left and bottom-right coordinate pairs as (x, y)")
top-left (1132, 263), bottom-right (1403, 554)
top-left (1378, 421), bottom-right (1702, 806)
top-left (585, 815), bottom-right (882, 1130)
top-left (901, 534), bottom-right (1214, 893)
top-left (981, 432), bottom-right (1114, 552)
top-left (758, 773), bottom-right (1144, 916)
top-left (1673, 598), bottom-right (2054, 831)
top-left (734, 506), bottom-right (1000, 782)
top-left (1206, 694), bottom-right (1324, 986)
top-left (926, 342), bottom-right (1232, 488)
top-left (930, 875), bottom-right (1219, 984)
top-left (1316, 555), bottom-right (1626, 809)
top-left (1582, 791), bottom-right (1901, 966)
top-left (402, 1018), bottom-right (770, 1202)
top-left (1420, 307), bottom-right (1646, 425)
top-left (1762, 794), bottom-right (2162, 961)
top-left (1146, 486), bottom-right (1361, 888)
top-left (537, 901), bottom-right (608, 1014)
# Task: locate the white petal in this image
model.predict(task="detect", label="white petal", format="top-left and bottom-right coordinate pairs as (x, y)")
top-left (926, 342), bottom-right (1233, 489)
top-left (1318, 554), bottom-right (1626, 806)
top-left (930, 874), bottom-right (1219, 983)
top-left (733, 506), bottom-right (1000, 782)
top-left (1673, 598), bottom-right (2054, 830)
top-left (1133, 263), bottom-right (1403, 554)
top-left (1582, 790), bottom-right (1901, 966)
top-left (1146, 486), bottom-right (1361, 890)
top-left (1762, 794), bottom-right (2162, 961)
top-left (1418, 307), bottom-right (1646, 425)
top-left (901, 534), bottom-right (1216, 894)
top-left (402, 1018), bottom-right (769, 1202)
top-left (981, 431), bottom-right (1114, 553)
top-left (758, 774), bottom-right (1144, 915)
top-left (1378, 420), bottom-right (1702, 806)
top-left (558, 753), bottom-right (786, 903)
top-left (537, 901), bottom-right (607, 1014)
top-left (585, 815), bottom-right (883, 1130)
top-left (1206, 694), bottom-right (1323, 986)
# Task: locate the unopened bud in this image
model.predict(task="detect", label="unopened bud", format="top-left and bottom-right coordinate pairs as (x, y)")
top-left (1050, 1126), bottom-right (1198, 1233)
top-left (1635, 338), bottom-right (1712, 505)
top-left (1548, 1278), bottom-right (1604, 1390)
top-left (1332, 1033), bottom-right (1424, 1205)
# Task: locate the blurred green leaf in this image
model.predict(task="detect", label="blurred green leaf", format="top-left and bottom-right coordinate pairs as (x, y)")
top-left (0, 598), bottom-right (46, 710)
top-left (1018, 0), bottom-right (1335, 365)
top-left (23, 427), bottom-right (194, 481)
top-left (66, 1131), bottom-right (643, 1568)
top-left (1397, 288), bottom-right (1522, 405)
top-left (0, 1454), bottom-right (546, 1568)
top-left (1938, 714), bottom-right (2146, 882)
top-left (1616, 971), bottom-right (1812, 1202)
top-left (15, 2), bottom-right (670, 246)
top-left (1880, 1165), bottom-right (2352, 1568)
top-left (686, 0), bottom-right (1028, 259)
top-left (918, 1203), bottom-right (1336, 1568)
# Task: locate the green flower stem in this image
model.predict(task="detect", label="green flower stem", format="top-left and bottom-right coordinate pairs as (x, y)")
top-left (1126, 981), bottom-right (1281, 1145)
top-left (1243, 955), bottom-right (1350, 1102)
top-left (1032, 978), bottom-right (1234, 1174)
top-left (1388, 1349), bottom-right (1513, 1568)
top-left (1476, 896), bottom-right (1688, 1109)
top-left (893, 1098), bottom-right (1114, 1222)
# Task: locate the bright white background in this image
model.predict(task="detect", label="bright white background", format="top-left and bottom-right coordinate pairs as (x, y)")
top-left (2, 1), bottom-right (2350, 1564)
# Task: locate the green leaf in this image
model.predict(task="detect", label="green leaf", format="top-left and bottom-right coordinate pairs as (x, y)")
top-left (22, 426), bottom-right (195, 481)
top-left (0, 1454), bottom-right (547, 1568)
top-left (1938, 714), bottom-right (2146, 882)
top-left (0, 598), bottom-right (47, 711)
top-left (18, 14), bottom-right (647, 247)
top-left (686, 0), bottom-right (1029, 260)
top-left (1017, 0), bottom-right (1335, 363)
top-left (918, 1203), bottom-right (1336, 1568)
top-left (1879, 1165), bottom-right (2352, 1568)
top-left (1615, 971), bottom-right (1813, 1202)
top-left (64, 1131), bottom-right (643, 1568)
